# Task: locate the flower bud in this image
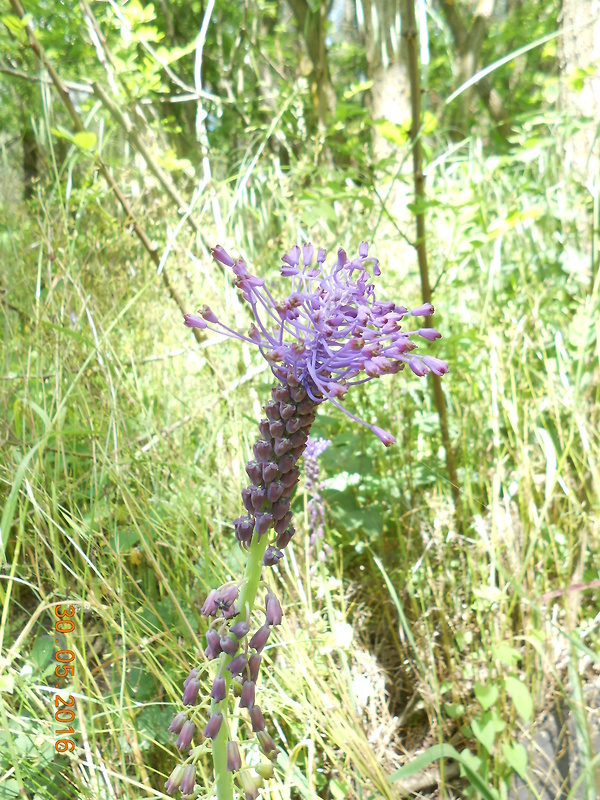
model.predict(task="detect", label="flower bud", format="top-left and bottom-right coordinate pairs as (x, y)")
top-left (253, 440), bottom-right (273, 461)
top-left (264, 400), bottom-right (280, 420)
top-left (203, 712), bottom-right (223, 740)
top-left (274, 511), bottom-right (293, 534)
top-left (249, 653), bottom-right (261, 683)
top-left (262, 461), bottom-right (279, 482)
top-left (280, 467), bottom-right (299, 488)
top-left (296, 398), bottom-right (314, 415)
top-left (271, 496), bottom-right (291, 521)
top-left (238, 770), bottom-right (261, 800)
top-left (256, 761), bottom-right (274, 779)
top-left (272, 385), bottom-right (291, 403)
top-left (250, 704), bottom-right (266, 731)
top-left (201, 305), bottom-right (218, 323)
top-left (279, 403), bottom-right (295, 421)
top-left (239, 680), bottom-right (256, 709)
top-left (289, 385), bottom-right (307, 402)
top-left (211, 245), bottom-right (235, 267)
top-left (274, 437), bottom-right (293, 457)
top-left (182, 678), bottom-right (201, 706)
top-left (251, 486), bottom-right (267, 510)
top-left (201, 589), bottom-right (219, 616)
top-left (230, 620), bottom-right (250, 639)
top-left (165, 764), bottom-right (185, 795)
top-left (263, 546), bottom-right (284, 566)
top-left (267, 482), bottom-right (284, 502)
top-left (241, 486), bottom-right (254, 512)
top-left (176, 720), bottom-right (195, 751)
top-left (277, 454), bottom-right (295, 473)
top-left (180, 764), bottom-right (196, 794)
top-left (219, 584), bottom-right (239, 605)
top-left (276, 526), bottom-right (295, 549)
top-left (168, 712), bottom-right (187, 735)
top-left (269, 419), bottom-right (285, 437)
top-left (226, 653), bottom-right (248, 676)
top-left (265, 592), bottom-right (283, 626)
top-left (249, 624), bottom-right (271, 654)
top-left (257, 730), bottom-right (279, 759)
top-left (258, 419), bottom-right (272, 439)
top-left (254, 513), bottom-right (273, 538)
top-left (227, 741), bottom-right (242, 772)
top-left (410, 302), bottom-right (434, 316)
top-left (206, 629), bottom-right (222, 655)
top-left (245, 460), bottom-right (264, 485)
top-left (211, 676), bottom-right (227, 702)
top-left (183, 667), bottom-right (199, 688)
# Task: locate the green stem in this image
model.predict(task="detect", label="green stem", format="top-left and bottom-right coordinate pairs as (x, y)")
top-left (211, 531), bottom-right (270, 800)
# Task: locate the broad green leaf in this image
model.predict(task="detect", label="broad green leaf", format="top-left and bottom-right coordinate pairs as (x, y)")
top-left (73, 132), bottom-right (97, 151)
top-left (390, 743), bottom-right (499, 800)
top-left (502, 742), bottom-right (528, 779)
top-left (475, 682), bottom-right (499, 710)
top-left (472, 716), bottom-right (497, 753)
top-left (504, 677), bottom-right (533, 722)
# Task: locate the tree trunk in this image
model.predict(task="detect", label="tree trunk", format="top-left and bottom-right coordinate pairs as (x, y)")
top-left (286, 0), bottom-right (337, 129)
top-left (559, 0), bottom-right (600, 182)
top-left (358, 0), bottom-right (411, 159)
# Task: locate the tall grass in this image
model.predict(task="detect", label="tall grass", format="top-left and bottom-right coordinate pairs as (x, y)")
top-left (1, 104), bottom-right (599, 800)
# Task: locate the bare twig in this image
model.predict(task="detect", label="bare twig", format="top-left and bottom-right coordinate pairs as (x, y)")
top-left (8, 0), bottom-right (203, 342)
top-left (401, 0), bottom-right (463, 528)
top-left (0, 62), bottom-right (93, 93)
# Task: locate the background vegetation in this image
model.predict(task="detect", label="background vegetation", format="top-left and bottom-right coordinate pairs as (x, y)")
top-left (1, 0), bottom-right (599, 798)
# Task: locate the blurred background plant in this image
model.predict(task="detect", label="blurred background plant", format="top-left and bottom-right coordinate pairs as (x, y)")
top-left (1, 0), bottom-right (599, 798)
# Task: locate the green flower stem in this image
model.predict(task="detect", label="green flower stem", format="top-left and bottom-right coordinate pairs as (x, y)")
top-left (212, 530), bottom-right (270, 800)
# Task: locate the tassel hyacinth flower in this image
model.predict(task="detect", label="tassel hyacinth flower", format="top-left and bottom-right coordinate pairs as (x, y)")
top-left (168, 242), bottom-right (447, 800)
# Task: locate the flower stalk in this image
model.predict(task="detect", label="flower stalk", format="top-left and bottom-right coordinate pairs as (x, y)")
top-left (165, 241), bottom-right (448, 799)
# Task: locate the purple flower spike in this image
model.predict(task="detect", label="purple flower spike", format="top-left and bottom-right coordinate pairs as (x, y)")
top-left (418, 327), bottom-right (441, 341)
top-left (250, 704), bottom-right (266, 732)
top-left (227, 741), bottom-right (242, 772)
top-left (203, 712), bottom-right (223, 740)
top-left (265, 592), bottom-right (283, 626)
top-left (211, 245), bottom-right (235, 267)
top-left (411, 302), bottom-right (435, 316)
top-left (188, 243), bottom-right (446, 444)
top-left (180, 765), bottom-right (196, 795)
top-left (211, 675), bottom-right (227, 702)
top-left (249, 624), bottom-right (271, 653)
top-left (183, 314), bottom-right (207, 329)
top-left (176, 720), bottom-right (195, 751)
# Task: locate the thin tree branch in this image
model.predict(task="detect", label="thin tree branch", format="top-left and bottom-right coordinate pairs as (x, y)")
top-left (0, 62), bottom-right (93, 93)
top-left (401, 0), bottom-right (464, 528)
top-left (8, 0), bottom-right (203, 343)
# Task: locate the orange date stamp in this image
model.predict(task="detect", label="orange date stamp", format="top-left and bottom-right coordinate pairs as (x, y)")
top-left (53, 604), bottom-right (76, 753)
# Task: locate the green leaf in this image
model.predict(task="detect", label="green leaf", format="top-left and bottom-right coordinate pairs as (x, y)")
top-left (444, 703), bottom-right (465, 719)
top-left (389, 743), bottom-right (499, 800)
top-left (0, 674), bottom-right (14, 693)
top-left (493, 644), bottom-right (522, 667)
top-left (475, 682), bottom-right (499, 711)
top-left (501, 742), bottom-right (528, 779)
top-left (73, 132), bottom-right (97, 151)
top-left (472, 716), bottom-right (497, 753)
top-left (31, 635), bottom-right (54, 671)
top-left (503, 677), bottom-right (533, 722)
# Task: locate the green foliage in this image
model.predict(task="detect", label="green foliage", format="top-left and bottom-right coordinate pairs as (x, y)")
top-left (1, 0), bottom-right (599, 798)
